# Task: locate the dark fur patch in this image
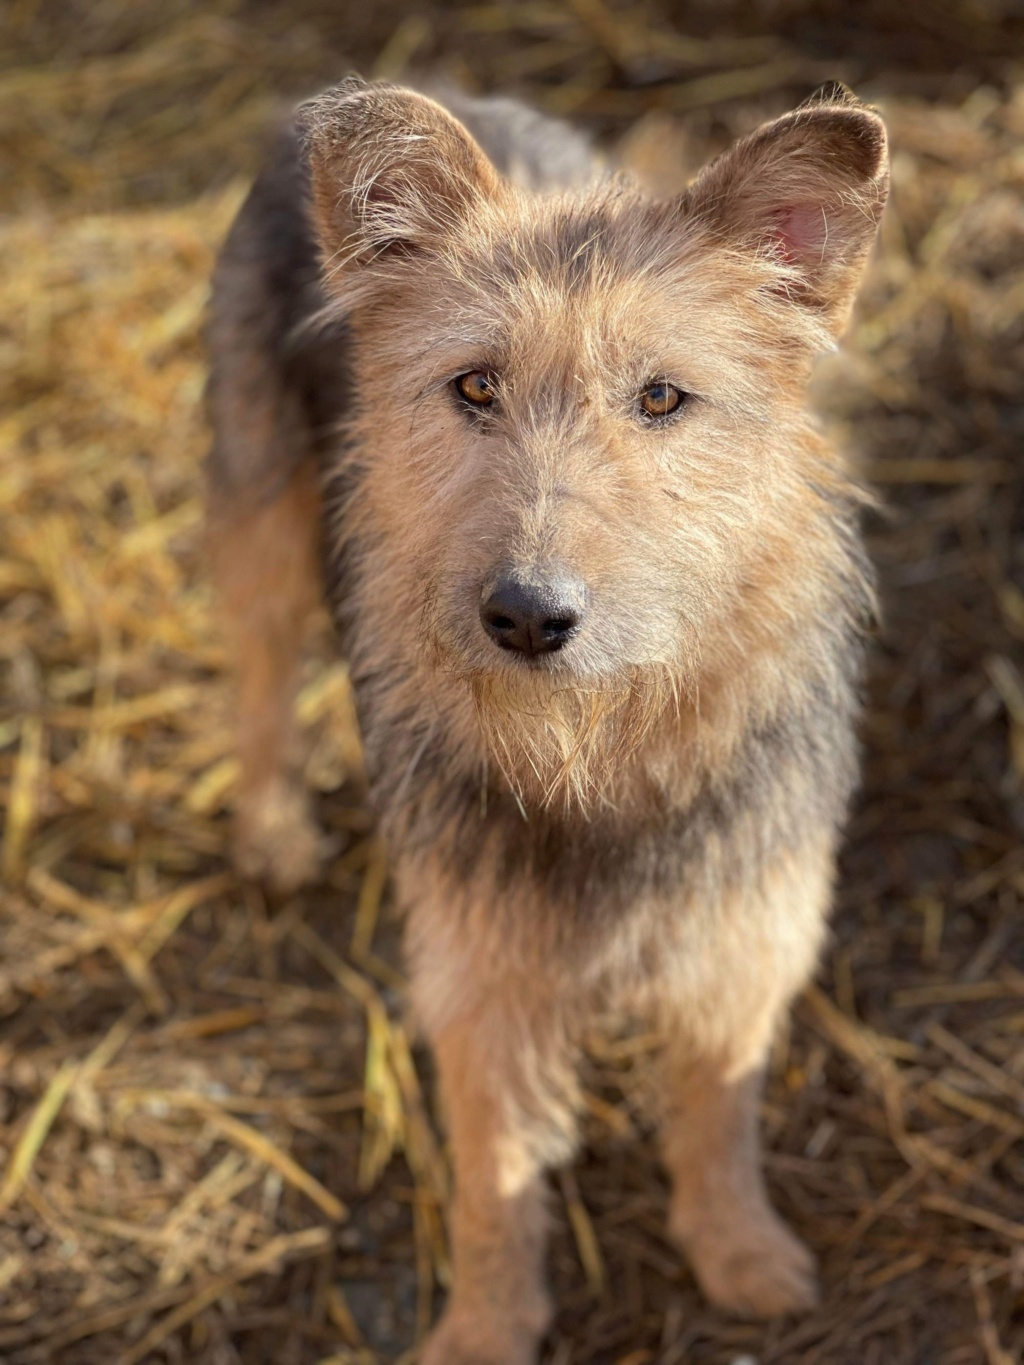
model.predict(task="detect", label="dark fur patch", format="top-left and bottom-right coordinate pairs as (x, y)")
top-left (205, 123), bottom-right (350, 508)
top-left (551, 208), bottom-right (608, 289)
top-left (352, 658), bottom-right (862, 923)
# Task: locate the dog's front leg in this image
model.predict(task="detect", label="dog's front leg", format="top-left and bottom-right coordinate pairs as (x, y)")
top-left (658, 841), bottom-right (833, 1319)
top-left (419, 989), bottom-right (578, 1365)
top-left (660, 1048), bottom-right (818, 1318)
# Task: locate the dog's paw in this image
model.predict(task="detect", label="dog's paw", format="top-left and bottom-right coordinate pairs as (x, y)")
top-left (674, 1206), bottom-right (819, 1319)
top-left (233, 781), bottom-right (329, 894)
top-left (419, 1309), bottom-right (544, 1365)
top-left (419, 1334), bottom-right (535, 1365)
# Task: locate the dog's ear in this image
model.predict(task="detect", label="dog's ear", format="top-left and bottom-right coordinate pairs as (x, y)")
top-left (684, 84), bottom-right (888, 330)
top-left (298, 76), bottom-right (502, 276)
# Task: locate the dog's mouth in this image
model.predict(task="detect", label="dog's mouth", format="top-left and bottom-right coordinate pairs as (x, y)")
top-left (489, 633), bottom-right (580, 667)
top-left (422, 597), bottom-right (585, 680)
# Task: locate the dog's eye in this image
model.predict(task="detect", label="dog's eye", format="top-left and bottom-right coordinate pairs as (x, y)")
top-left (640, 381), bottom-right (685, 419)
top-left (455, 370), bottom-right (496, 408)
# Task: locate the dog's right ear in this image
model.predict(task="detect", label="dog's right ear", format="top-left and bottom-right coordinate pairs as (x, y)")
top-left (297, 77), bottom-right (502, 278)
top-left (682, 84), bottom-right (888, 334)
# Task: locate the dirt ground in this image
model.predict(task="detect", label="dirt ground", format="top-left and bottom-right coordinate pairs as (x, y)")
top-left (1, 3), bottom-right (1024, 1362)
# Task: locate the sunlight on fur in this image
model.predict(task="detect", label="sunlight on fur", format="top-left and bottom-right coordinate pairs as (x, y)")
top-left (467, 663), bottom-right (686, 812)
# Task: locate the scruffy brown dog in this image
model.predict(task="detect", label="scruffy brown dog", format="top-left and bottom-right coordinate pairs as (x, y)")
top-left (206, 76), bottom-right (887, 1364)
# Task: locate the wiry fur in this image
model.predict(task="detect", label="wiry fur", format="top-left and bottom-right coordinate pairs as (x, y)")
top-left (206, 77), bottom-right (888, 1362)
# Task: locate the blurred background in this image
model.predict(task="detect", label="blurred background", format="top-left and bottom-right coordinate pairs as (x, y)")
top-left (1, 2), bottom-right (1023, 1362)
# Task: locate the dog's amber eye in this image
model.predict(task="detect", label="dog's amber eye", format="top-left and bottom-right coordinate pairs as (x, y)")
top-left (455, 371), bottom-right (496, 407)
top-left (640, 381), bottom-right (684, 418)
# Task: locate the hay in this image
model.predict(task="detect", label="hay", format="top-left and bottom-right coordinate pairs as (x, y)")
top-left (1, 1), bottom-right (1023, 1361)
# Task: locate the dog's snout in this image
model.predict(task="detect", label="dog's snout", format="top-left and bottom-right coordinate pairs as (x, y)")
top-left (480, 570), bottom-right (585, 657)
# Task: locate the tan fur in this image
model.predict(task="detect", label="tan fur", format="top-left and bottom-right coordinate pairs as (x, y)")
top-left (657, 840), bottom-right (833, 1315)
top-left (208, 462), bottom-right (325, 892)
top-left (209, 80), bottom-right (888, 1360)
top-left (304, 96), bottom-right (882, 813)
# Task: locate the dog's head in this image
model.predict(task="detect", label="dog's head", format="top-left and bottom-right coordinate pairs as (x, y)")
top-left (300, 80), bottom-right (887, 809)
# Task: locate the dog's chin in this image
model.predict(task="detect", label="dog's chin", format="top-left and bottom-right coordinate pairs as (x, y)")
top-left (439, 646), bottom-right (684, 813)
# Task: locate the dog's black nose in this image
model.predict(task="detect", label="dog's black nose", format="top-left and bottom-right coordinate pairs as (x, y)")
top-left (480, 570), bottom-right (585, 657)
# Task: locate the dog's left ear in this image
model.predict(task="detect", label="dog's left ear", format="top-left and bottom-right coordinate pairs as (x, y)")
top-left (685, 84), bottom-right (888, 331)
top-left (298, 76), bottom-right (502, 279)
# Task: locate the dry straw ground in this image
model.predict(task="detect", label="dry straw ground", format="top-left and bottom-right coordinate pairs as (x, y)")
top-left (1, 2), bottom-right (1023, 1362)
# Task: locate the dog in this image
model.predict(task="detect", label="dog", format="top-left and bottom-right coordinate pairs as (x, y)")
top-left (205, 75), bottom-right (887, 1364)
